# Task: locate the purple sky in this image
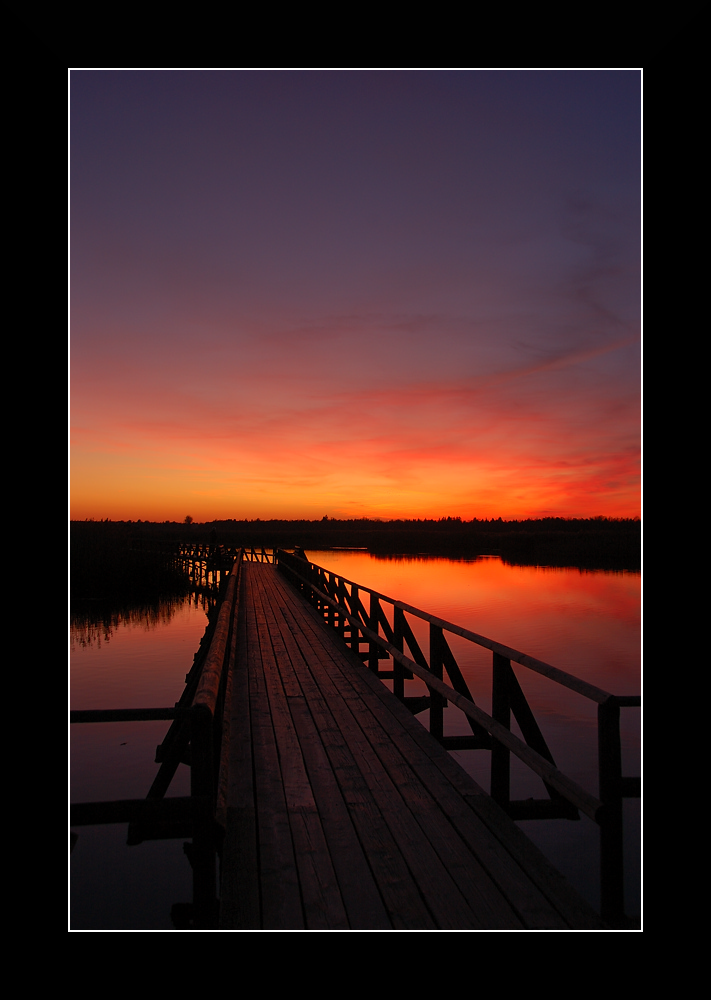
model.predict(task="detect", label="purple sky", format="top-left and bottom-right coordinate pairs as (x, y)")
top-left (71, 71), bottom-right (641, 521)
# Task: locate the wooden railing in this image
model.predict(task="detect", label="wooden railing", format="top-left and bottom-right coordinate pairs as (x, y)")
top-left (173, 543), bottom-right (275, 586)
top-left (241, 547), bottom-right (277, 562)
top-left (276, 548), bottom-right (640, 925)
top-left (175, 543), bottom-right (276, 564)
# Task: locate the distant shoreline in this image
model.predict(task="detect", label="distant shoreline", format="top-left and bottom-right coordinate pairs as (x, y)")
top-left (71, 518), bottom-right (641, 602)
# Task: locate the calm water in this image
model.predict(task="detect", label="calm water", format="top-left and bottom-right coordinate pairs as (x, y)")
top-left (70, 594), bottom-right (211, 930)
top-left (70, 554), bottom-right (641, 930)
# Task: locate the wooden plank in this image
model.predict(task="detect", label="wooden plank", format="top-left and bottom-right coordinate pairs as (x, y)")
top-left (269, 571), bottom-right (502, 929)
top-left (259, 568), bottom-right (436, 929)
top-left (219, 571), bottom-right (260, 930)
top-left (325, 637), bottom-right (604, 929)
top-left (334, 673), bottom-right (526, 927)
top-left (287, 594), bottom-right (563, 928)
top-left (337, 671), bottom-right (568, 928)
top-left (245, 572), bottom-right (304, 929)
top-left (250, 568), bottom-right (350, 930)
top-left (284, 579), bottom-right (603, 929)
top-left (253, 567), bottom-right (391, 929)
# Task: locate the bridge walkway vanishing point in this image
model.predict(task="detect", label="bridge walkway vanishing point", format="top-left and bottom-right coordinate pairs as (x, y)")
top-left (217, 560), bottom-right (604, 930)
top-left (71, 548), bottom-right (639, 930)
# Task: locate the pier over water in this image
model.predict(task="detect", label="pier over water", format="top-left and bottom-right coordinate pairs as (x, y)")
top-left (71, 548), bottom-right (640, 929)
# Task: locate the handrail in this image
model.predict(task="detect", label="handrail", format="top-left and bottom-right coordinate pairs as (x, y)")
top-left (192, 557), bottom-right (241, 716)
top-left (288, 560), bottom-right (616, 705)
top-left (276, 548), bottom-right (640, 924)
top-left (278, 548), bottom-right (639, 702)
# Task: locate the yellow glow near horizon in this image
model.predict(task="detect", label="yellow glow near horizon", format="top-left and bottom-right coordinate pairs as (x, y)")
top-left (70, 443), bottom-right (639, 522)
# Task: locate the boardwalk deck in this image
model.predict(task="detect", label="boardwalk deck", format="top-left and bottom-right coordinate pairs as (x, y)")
top-left (218, 562), bottom-right (605, 930)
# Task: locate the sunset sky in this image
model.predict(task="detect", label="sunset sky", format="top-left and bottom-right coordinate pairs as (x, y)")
top-left (70, 70), bottom-right (641, 522)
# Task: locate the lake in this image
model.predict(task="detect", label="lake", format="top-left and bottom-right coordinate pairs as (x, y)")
top-left (70, 552), bottom-right (640, 929)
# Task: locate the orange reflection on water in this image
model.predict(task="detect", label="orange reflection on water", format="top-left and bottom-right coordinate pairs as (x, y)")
top-left (306, 550), bottom-right (640, 694)
top-left (71, 596), bottom-right (211, 710)
top-left (71, 596), bottom-right (211, 803)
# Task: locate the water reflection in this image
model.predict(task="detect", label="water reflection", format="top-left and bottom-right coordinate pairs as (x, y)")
top-left (305, 551), bottom-right (640, 690)
top-left (71, 597), bottom-right (196, 650)
top-left (71, 590), bottom-right (211, 930)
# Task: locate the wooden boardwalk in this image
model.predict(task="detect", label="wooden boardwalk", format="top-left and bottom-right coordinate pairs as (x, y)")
top-left (217, 562), bottom-right (604, 930)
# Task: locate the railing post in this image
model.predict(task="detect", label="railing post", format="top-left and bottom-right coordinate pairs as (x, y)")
top-left (350, 585), bottom-right (361, 654)
top-left (598, 697), bottom-right (624, 924)
top-left (428, 625), bottom-right (445, 741)
top-left (393, 607), bottom-right (406, 701)
top-left (336, 577), bottom-right (346, 638)
top-left (320, 568), bottom-right (329, 624)
top-left (369, 593), bottom-right (380, 672)
top-left (491, 652), bottom-right (511, 809)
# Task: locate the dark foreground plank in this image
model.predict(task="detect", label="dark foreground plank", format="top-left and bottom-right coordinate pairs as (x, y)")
top-left (219, 563), bottom-right (605, 930)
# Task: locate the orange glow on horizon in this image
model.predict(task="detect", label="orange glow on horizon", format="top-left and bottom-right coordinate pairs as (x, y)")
top-left (70, 365), bottom-right (640, 522)
top-left (70, 462), bottom-right (639, 524)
